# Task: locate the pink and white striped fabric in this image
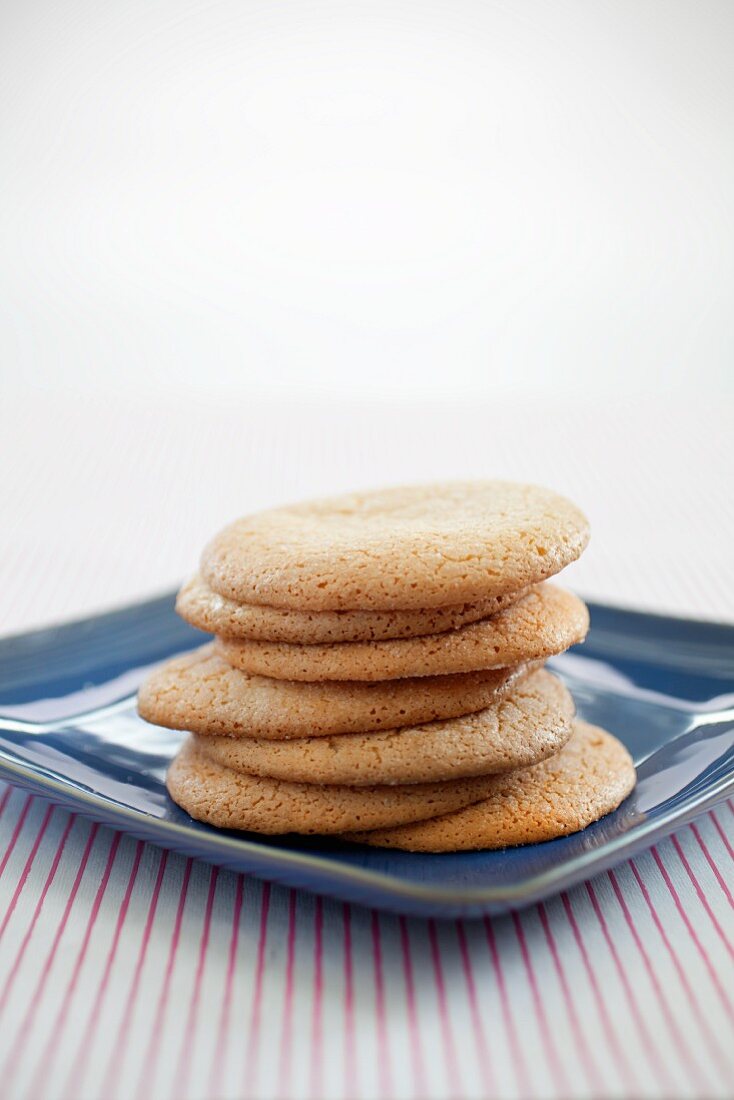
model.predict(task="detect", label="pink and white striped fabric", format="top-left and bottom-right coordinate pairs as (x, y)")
top-left (0, 789), bottom-right (732, 1099)
top-left (0, 394), bottom-right (733, 1099)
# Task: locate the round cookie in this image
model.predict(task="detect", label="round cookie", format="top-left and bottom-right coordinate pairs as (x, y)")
top-left (176, 574), bottom-right (529, 644)
top-left (166, 737), bottom-right (505, 835)
top-left (196, 669), bottom-right (574, 786)
top-left (216, 585), bottom-right (589, 682)
top-left (138, 646), bottom-right (533, 740)
top-left (201, 482), bottom-right (590, 611)
top-left (342, 721), bottom-right (636, 851)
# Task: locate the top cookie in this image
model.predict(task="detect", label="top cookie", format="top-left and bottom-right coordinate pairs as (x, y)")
top-left (201, 482), bottom-right (589, 611)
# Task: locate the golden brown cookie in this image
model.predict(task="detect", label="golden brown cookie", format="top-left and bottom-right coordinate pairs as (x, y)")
top-left (343, 720), bottom-right (635, 851)
top-left (215, 585), bottom-right (588, 682)
top-left (196, 669), bottom-right (573, 786)
top-left (166, 737), bottom-right (505, 834)
top-left (202, 482), bottom-right (589, 611)
top-left (138, 645), bottom-right (533, 740)
top-left (176, 574), bottom-right (529, 644)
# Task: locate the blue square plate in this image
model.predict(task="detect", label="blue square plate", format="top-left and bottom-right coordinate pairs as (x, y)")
top-left (0, 594), bottom-right (732, 918)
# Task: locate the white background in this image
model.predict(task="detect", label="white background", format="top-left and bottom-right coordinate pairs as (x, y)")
top-left (1, 0), bottom-right (733, 629)
top-left (2, 0), bottom-right (733, 400)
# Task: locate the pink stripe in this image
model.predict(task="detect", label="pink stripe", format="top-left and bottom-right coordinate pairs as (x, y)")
top-left (276, 890), bottom-right (298, 1099)
top-left (456, 922), bottom-right (494, 1097)
top-left (653, 845), bottom-right (734, 1004)
top-left (371, 911), bottom-right (392, 1098)
top-left (27, 831), bottom-right (122, 1097)
top-left (100, 849), bottom-right (169, 1100)
top-left (710, 810), bottom-right (734, 861)
top-left (560, 893), bottom-right (637, 1093)
top-left (243, 882), bottom-right (271, 1098)
top-left (309, 897), bottom-right (324, 1100)
top-left (585, 880), bottom-right (673, 1092)
top-left (1, 823), bottom-right (99, 1089)
top-left (210, 874), bottom-right (244, 1098)
top-left (63, 840), bottom-right (144, 1100)
top-left (607, 870), bottom-right (701, 1092)
top-left (0, 804), bottom-right (54, 940)
top-left (428, 920), bottom-right (462, 1098)
top-left (399, 916), bottom-right (427, 1100)
top-left (0, 815), bottom-right (75, 1019)
top-left (343, 904), bottom-right (358, 1100)
top-left (0, 786), bottom-right (12, 818)
top-left (171, 865), bottom-right (219, 1100)
top-left (537, 903), bottom-right (601, 1093)
top-left (512, 910), bottom-right (568, 1097)
top-left (0, 795), bottom-right (33, 881)
top-left (134, 857), bottom-right (193, 1100)
top-left (690, 824), bottom-right (734, 909)
top-left (483, 917), bottom-right (531, 1099)
top-left (630, 859), bottom-right (730, 1083)
top-left (669, 836), bottom-right (730, 959)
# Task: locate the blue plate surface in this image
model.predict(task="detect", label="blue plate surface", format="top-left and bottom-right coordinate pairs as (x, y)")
top-left (0, 594), bottom-right (732, 918)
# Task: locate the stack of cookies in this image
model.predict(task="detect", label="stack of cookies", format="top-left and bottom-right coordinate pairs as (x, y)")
top-left (139, 483), bottom-right (635, 852)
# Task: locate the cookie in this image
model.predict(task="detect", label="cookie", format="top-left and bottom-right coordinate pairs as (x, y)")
top-left (342, 720), bottom-right (635, 850)
top-left (216, 585), bottom-right (588, 682)
top-left (166, 737), bottom-right (505, 834)
top-left (196, 669), bottom-right (573, 786)
top-left (177, 574), bottom-right (529, 644)
top-left (201, 482), bottom-right (589, 611)
top-left (138, 645), bottom-right (533, 740)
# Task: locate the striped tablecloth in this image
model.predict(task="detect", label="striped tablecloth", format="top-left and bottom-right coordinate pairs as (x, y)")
top-left (0, 393), bottom-right (732, 1100)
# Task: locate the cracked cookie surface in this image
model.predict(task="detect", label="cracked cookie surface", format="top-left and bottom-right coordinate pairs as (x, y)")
top-left (166, 738), bottom-right (506, 834)
top-left (138, 645), bottom-right (534, 739)
top-left (201, 481), bottom-right (589, 611)
top-left (342, 721), bottom-right (636, 850)
top-left (177, 573), bottom-right (529, 643)
top-left (195, 669), bottom-right (574, 785)
top-left (215, 585), bottom-right (588, 681)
